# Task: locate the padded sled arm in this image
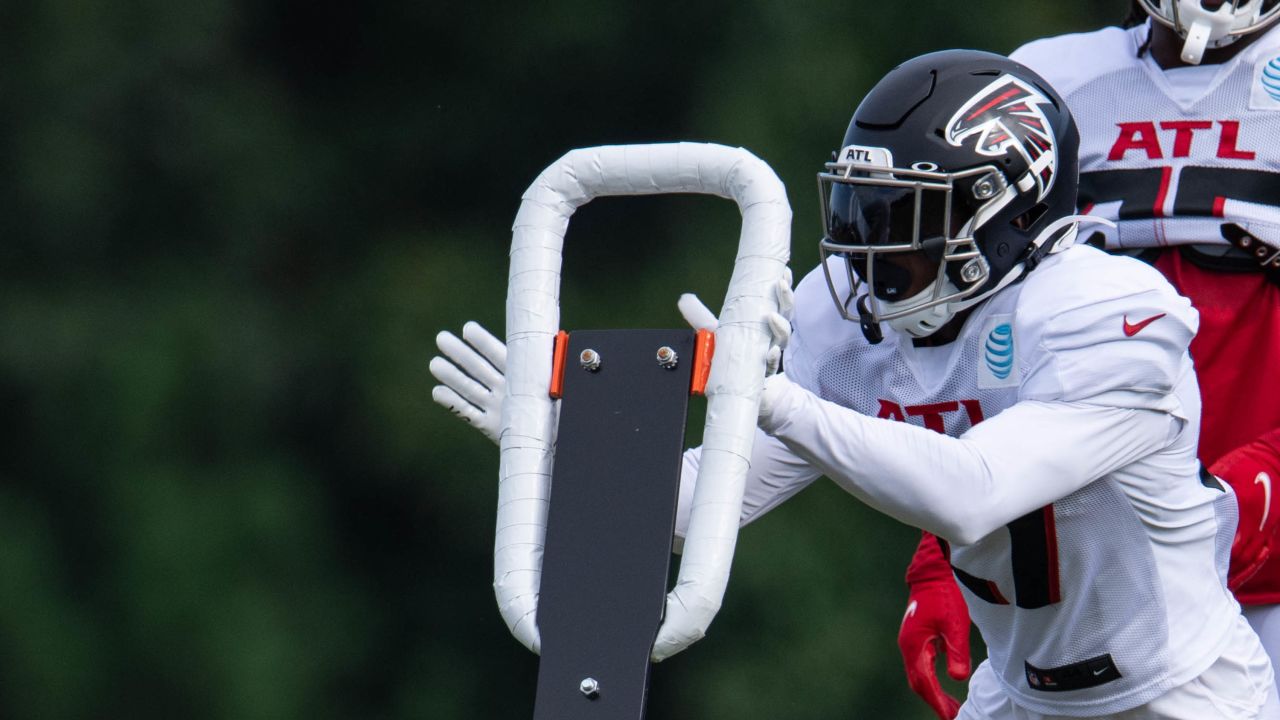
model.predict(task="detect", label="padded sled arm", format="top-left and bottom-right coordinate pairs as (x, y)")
top-left (496, 142), bottom-right (792, 661)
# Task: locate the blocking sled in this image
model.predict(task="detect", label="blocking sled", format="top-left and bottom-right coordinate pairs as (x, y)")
top-left (495, 142), bottom-right (791, 718)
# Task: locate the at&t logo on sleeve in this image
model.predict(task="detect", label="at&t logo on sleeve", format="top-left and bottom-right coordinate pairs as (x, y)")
top-left (1251, 54), bottom-right (1280, 111)
top-left (978, 315), bottom-right (1020, 389)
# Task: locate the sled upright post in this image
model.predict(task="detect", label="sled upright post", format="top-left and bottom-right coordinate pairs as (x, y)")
top-left (494, 143), bottom-right (792, 719)
top-left (533, 328), bottom-right (695, 719)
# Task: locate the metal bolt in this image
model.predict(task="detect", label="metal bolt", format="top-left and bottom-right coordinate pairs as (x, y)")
top-left (656, 345), bottom-right (678, 369)
top-left (579, 677), bottom-right (600, 698)
top-left (973, 175), bottom-right (999, 200)
top-left (960, 259), bottom-right (984, 283)
top-left (579, 348), bottom-right (601, 372)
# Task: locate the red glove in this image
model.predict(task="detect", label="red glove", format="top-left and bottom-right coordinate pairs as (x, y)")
top-left (1214, 428), bottom-right (1280, 593)
top-left (899, 532), bottom-right (972, 720)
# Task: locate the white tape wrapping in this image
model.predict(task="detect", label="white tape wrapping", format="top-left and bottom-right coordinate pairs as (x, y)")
top-left (496, 142), bottom-right (791, 661)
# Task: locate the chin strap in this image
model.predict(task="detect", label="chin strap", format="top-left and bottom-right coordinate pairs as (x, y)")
top-left (1042, 214), bottom-right (1117, 255)
top-left (1170, 0), bottom-right (1256, 64)
top-left (856, 294), bottom-right (884, 345)
top-left (1181, 18), bottom-right (1216, 64)
top-left (882, 279), bottom-right (964, 340)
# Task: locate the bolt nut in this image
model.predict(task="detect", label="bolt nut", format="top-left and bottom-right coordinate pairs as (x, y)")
top-left (656, 346), bottom-right (678, 369)
top-left (960, 259), bottom-right (984, 283)
top-left (579, 348), bottom-right (601, 372)
top-left (973, 175), bottom-right (999, 200)
top-left (579, 677), bottom-right (600, 698)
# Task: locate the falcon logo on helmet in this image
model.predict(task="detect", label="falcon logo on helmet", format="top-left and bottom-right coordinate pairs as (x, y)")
top-left (945, 75), bottom-right (1058, 202)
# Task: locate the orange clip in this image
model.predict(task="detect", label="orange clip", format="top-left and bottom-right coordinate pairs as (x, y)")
top-left (549, 330), bottom-right (569, 399)
top-left (690, 328), bottom-right (715, 396)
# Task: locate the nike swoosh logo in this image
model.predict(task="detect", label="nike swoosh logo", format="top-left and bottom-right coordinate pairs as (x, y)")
top-left (1123, 313), bottom-right (1167, 337)
top-left (901, 600), bottom-right (918, 627)
top-left (1092, 667), bottom-right (1109, 676)
top-left (1258, 472), bottom-right (1273, 531)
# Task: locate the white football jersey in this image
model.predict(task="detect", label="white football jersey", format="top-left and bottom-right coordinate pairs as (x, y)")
top-left (680, 245), bottom-right (1241, 716)
top-left (1011, 21), bottom-right (1280, 250)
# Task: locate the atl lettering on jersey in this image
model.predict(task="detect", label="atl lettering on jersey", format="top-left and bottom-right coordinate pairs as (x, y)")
top-left (1014, 23), bottom-right (1280, 249)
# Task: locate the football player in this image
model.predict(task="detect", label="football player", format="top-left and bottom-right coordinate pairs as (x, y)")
top-left (434, 49), bottom-right (1273, 718)
top-left (897, 4), bottom-right (1280, 718)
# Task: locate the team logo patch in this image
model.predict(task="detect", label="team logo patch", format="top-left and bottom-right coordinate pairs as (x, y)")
top-left (1251, 55), bottom-right (1280, 110)
top-left (1265, 56), bottom-right (1280, 100)
top-left (977, 315), bottom-right (1019, 389)
top-left (945, 75), bottom-right (1058, 201)
top-left (985, 324), bottom-right (1014, 378)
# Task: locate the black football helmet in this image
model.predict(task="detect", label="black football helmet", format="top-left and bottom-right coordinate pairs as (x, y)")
top-left (818, 49), bottom-right (1081, 342)
top-left (1137, 0), bottom-right (1280, 64)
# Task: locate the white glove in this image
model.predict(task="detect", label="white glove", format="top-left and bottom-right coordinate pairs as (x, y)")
top-left (758, 373), bottom-right (794, 429)
top-left (430, 321), bottom-right (507, 445)
top-left (677, 269), bottom-right (793, 376)
top-left (676, 293), bottom-right (720, 331)
top-left (432, 271), bottom-right (795, 440)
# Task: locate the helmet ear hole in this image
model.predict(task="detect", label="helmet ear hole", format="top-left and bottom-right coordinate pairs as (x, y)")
top-left (1011, 203), bottom-right (1049, 231)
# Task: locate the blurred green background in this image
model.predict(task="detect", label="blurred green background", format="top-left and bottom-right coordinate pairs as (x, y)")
top-left (0, 1), bottom-right (1130, 718)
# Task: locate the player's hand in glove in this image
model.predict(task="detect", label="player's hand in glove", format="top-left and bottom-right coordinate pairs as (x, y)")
top-left (899, 532), bottom-right (971, 720)
top-left (1214, 428), bottom-right (1280, 592)
top-left (430, 321), bottom-right (507, 445)
top-left (433, 270), bottom-right (794, 440)
top-left (678, 269), bottom-right (794, 376)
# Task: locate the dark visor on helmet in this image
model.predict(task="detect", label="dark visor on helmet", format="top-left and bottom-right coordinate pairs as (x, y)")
top-left (824, 183), bottom-right (955, 300)
top-left (827, 183), bottom-right (951, 251)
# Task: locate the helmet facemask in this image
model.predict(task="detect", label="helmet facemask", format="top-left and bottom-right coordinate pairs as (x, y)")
top-left (1138, 0), bottom-right (1280, 63)
top-left (818, 156), bottom-right (1014, 340)
top-left (819, 54), bottom-right (1081, 343)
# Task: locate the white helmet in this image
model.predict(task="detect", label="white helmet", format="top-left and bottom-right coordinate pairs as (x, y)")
top-left (1138, 0), bottom-right (1280, 64)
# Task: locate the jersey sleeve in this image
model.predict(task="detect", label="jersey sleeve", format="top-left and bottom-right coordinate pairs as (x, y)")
top-left (1014, 247), bottom-right (1200, 419)
top-left (758, 377), bottom-right (1179, 546)
top-left (754, 247), bottom-right (1197, 546)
